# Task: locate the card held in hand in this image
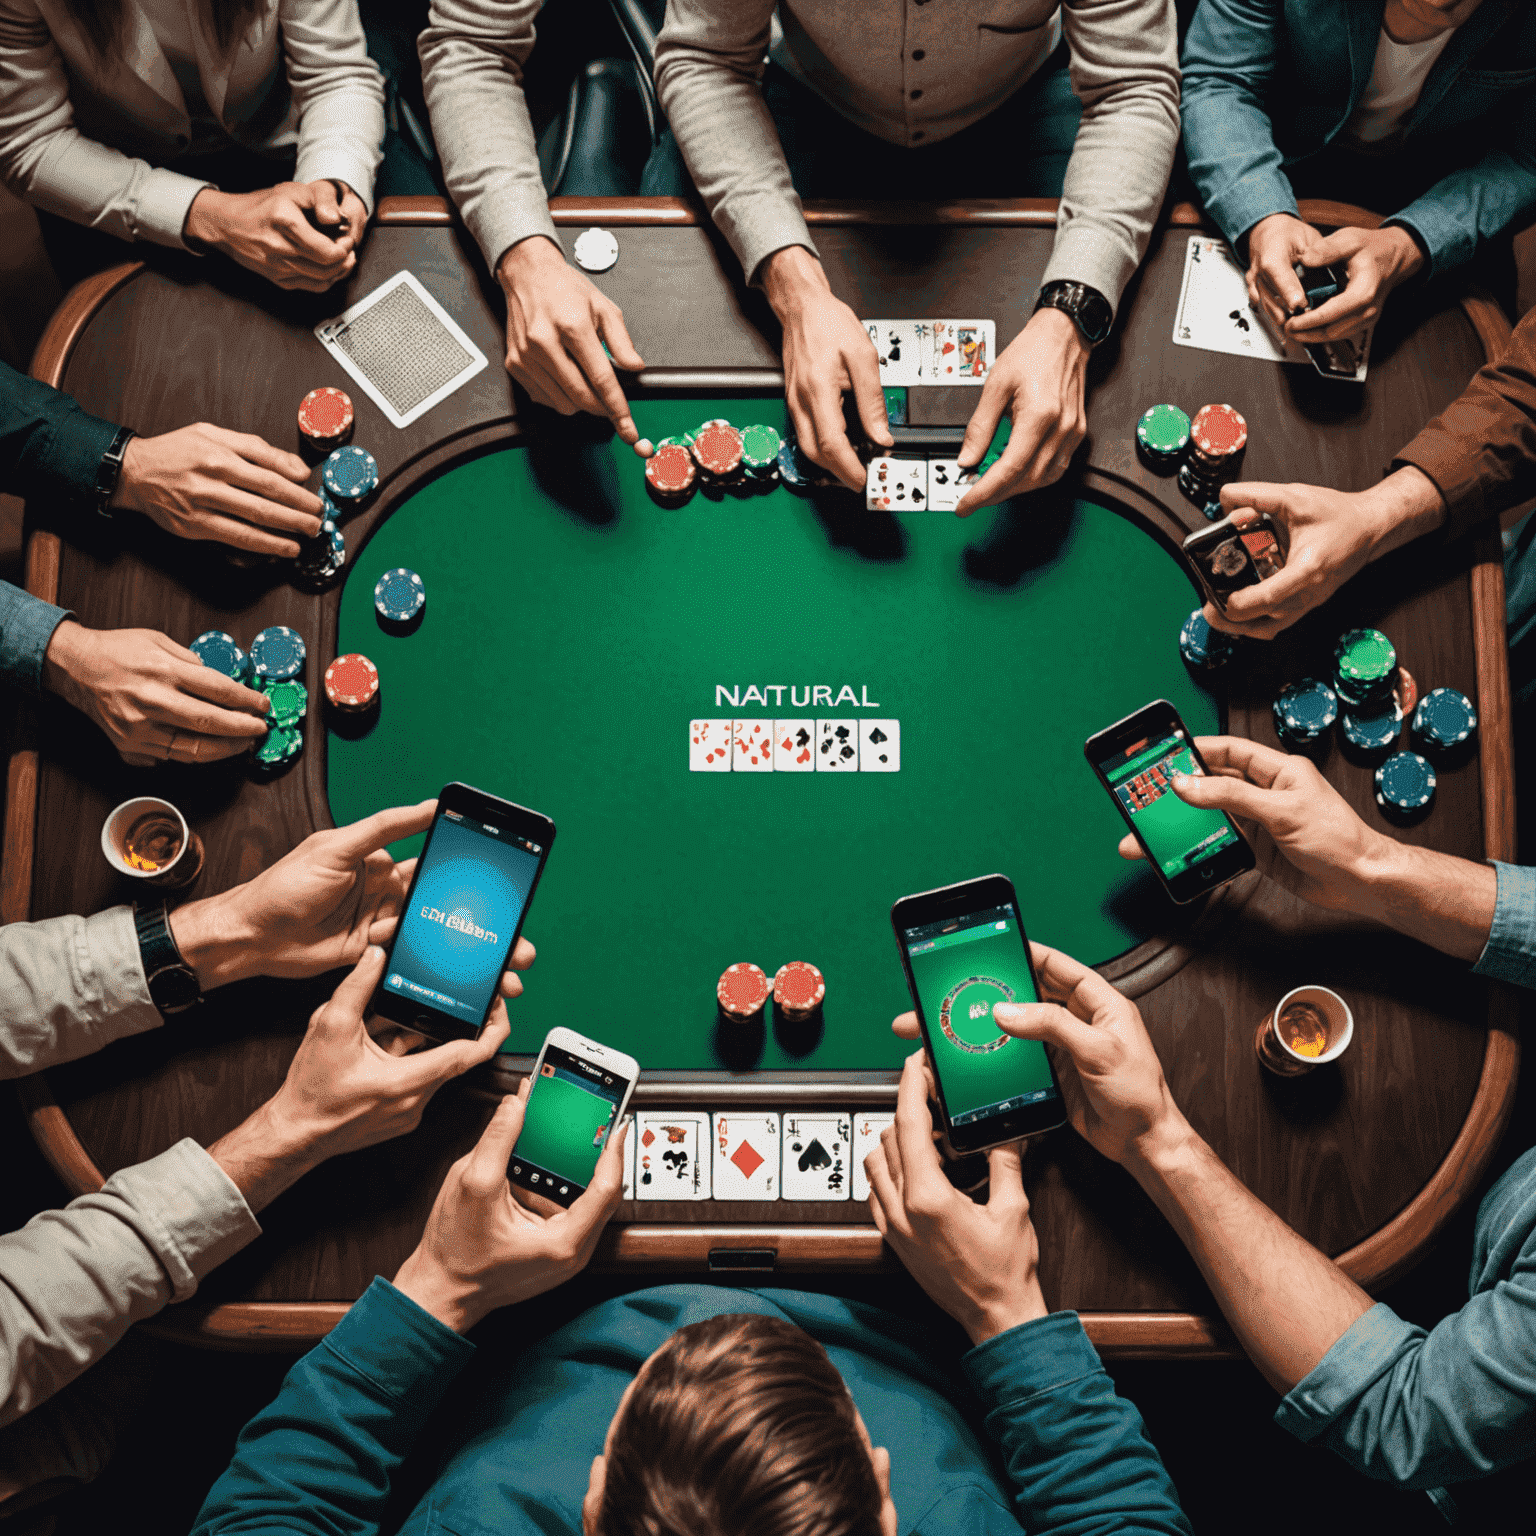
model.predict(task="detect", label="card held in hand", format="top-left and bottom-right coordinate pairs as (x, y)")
top-left (713, 1113), bottom-right (781, 1200)
top-left (782, 1114), bottom-right (852, 1200)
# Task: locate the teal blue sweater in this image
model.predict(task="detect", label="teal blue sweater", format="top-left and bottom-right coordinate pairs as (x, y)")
top-left (191, 1283), bottom-right (1191, 1535)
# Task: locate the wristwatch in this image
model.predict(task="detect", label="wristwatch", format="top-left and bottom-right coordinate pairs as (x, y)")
top-left (1034, 280), bottom-right (1115, 347)
top-left (134, 901), bottom-right (203, 1014)
top-left (93, 426), bottom-right (136, 520)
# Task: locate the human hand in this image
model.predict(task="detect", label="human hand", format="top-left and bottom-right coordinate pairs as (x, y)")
top-left (1285, 225), bottom-right (1425, 347)
top-left (41, 621), bottom-right (270, 766)
top-left (1244, 213), bottom-right (1327, 333)
top-left (183, 181), bottom-right (362, 292)
top-left (112, 424), bottom-right (324, 557)
top-left (498, 237), bottom-right (646, 448)
top-left (862, 1051), bottom-right (1046, 1343)
top-left (392, 1077), bottom-right (627, 1331)
top-left (1115, 736), bottom-right (1385, 912)
top-left (953, 308), bottom-right (1088, 514)
top-left (762, 246), bottom-right (891, 491)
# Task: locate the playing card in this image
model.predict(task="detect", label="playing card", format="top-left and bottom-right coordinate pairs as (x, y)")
top-left (773, 719), bottom-right (815, 771)
top-left (858, 719), bottom-right (900, 772)
top-left (621, 1115), bottom-right (635, 1199)
top-left (865, 455), bottom-right (928, 512)
top-left (816, 720), bottom-right (858, 772)
top-left (864, 319), bottom-right (925, 386)
top-left (927, 458), bottom-right (978, 513)
top-left (927, 319), bottom-right (994, 383)
top-left (731, 719), bottom-right (774, 771)
top-left (782, 1114), bottom-right (852, 1200)
top-left (852, 1112), bottom-right (895, 1202)
top-left (689, 719), bottom-right (733, 771)
top-left (712, 1112), bottom-right (781, 1201)
top-left (635, 1112), bottom-right (711, 1200)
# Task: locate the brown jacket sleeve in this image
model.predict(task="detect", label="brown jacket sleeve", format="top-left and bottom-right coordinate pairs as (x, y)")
top-left (1394, 305), bottom-right (1536, 541)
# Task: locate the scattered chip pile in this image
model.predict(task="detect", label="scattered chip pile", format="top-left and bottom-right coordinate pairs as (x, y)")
top-left (644, 416), bottom-right (805, 506)
top-left (1272, 678), bottom-right (1338, 749)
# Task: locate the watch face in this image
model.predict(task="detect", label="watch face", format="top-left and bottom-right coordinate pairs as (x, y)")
top-left (149, 965), bottom-right (202, 1012)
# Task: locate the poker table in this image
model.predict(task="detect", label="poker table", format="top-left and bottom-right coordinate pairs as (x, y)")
top-left (7, 196), bottom-right (1518, 1355)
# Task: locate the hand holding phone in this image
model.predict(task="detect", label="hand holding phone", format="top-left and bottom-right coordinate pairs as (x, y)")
top-left (1182, 512), bottom-right (1286, 614)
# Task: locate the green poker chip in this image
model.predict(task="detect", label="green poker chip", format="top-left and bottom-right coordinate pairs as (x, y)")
top-left (1334, 628), bottom-right (1396, 685)
top-left (1136, 403), bottom-right (1191, 460)
top-left (260, 677), bottom-right (308, 728)
top-left (254, 724), bottom-right (303, 768)
top-left (740, 423), bottom-right (782, 472)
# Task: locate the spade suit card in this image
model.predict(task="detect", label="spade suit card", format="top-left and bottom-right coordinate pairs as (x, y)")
top-left (689, 719), bottom-right (732, 771)
top-left (816, 719), bottom-right (859, 771)
top-left (858, 719), bottom-right (900, 772)
top-left (865, 455), bottom-right (929, 511)
top-left (635, 1112), bottom-right (711, 1200)
top-left (926, 320), bottom-right (994, 383)
top-left (713, 1112), bottom-right (781, 1201)
top-left (774, 719), bottom-right (815, 771)
top-left (852, 1112), bottom-right (895, 1202)
top-left (864, 320), bottom-right (928, 386)
top-left (783, 1114), bottom-right (852, 1200)
top-left (926, 458), bottom-right (976, 513)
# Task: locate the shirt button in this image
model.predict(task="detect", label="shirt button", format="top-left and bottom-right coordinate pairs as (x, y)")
top-left (910, 88), bottom-right (923, 100)
top-left (912, 48), bottom-right (925, 59)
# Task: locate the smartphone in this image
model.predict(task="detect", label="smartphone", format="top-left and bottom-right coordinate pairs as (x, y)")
top-left (509, 1026), bottom-right (639, 1208)
top-left (1084, 701), bottom-right (1255, 904)
top-left (369, 782), bottom-right (555, 1042)
top-left (891, 875), bottom-right (1066, 1157)
top-left (1182, 511), bottom-right (1285, 612)
top-left (1292, 260), bottom-right (1362, 381)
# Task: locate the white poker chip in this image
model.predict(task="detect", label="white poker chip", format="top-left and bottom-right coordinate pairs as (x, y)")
top-left (573, 226), bottom-right (619, 273)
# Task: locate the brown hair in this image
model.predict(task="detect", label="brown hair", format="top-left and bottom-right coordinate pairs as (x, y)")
top-left (595, 1313), bottom-right (885, 1536)
top-left (63, 0), bottom-right (263, 57)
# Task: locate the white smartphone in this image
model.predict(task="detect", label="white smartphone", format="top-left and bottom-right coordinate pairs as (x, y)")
top-left (509, 1026), bottom-right (640, 1208)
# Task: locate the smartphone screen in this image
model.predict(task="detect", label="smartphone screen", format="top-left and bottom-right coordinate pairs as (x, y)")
top-left (381, 806), bottom-right (546, 1031)
top-left (1092, 725), bottom-right (1245, 885)
top-left (511, 1043), bottom-right (634, 1205)
top-left (898, 899), bottom-right (1062, 1137)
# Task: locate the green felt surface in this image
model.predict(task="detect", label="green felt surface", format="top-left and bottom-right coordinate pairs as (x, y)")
top-left (329, 398), bottom-right (1218, 1071)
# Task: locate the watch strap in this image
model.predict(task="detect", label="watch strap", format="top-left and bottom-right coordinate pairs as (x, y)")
top-left (94, 426), bottom-right (136, 520)
top-left (134, 900), bottom-right (203, 1013)
top-left (1034, 280), bottom-right (1114, 347)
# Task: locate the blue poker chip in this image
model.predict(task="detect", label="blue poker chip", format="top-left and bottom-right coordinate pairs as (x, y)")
top-left (1340, 699), bottom-right (1403, 753)
top-left (374, 567), bottom-right (425, 623)
top-left (1274, 678), bottom-right (1338, 739)
top-left (319, 488), bottom-right (343, 529)
top-left (777, 439), bottom-right (808, 490)
top-left (250, 625), bottom-right (307, 680)
top-left (190, 630), bottom-right (250, 681)
top-left (1412, 687), bottom-right (1477, 750)
top-left (1375, 750), bottom-right (1436, 813)
top-left (321, 446), bottom-right (379, 503)
top-left (1179, 608), bottom-right (1234, 670)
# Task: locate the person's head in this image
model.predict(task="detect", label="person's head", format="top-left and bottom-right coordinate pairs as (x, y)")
top-left (582, 1313), bottom-right (898, 1536)
top-left (64, 0), bottom-right (262, 55)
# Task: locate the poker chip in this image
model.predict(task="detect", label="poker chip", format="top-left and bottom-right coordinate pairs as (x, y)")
top-left (1202, 499), bottom-right (1225, 522)
top-left (190, 630), bottom-right (251, 681)
top-left (250, 625), bottom-right (306, 680)
top-left (1412, 687), bottom-right (1477, 751)
top-left (777, 440), bottom-right (809, 490)
top-left (572, 226), bottom-right (619, 273)
top-left (321, 445), bottom-right (379, 503)
top-left (1334, 628), bottom-right (1396, 686)
top-left (260, 677), bottom-right (308, 728)
top-left (740, 424), bottom-right (783, 479)
top-left (644, 443), bottom-right (697, 503)
top-left (1375, 750), bottom-right (1436, 817)
top-left (1179, 607), bottom-right (1234, 670)
top-left (1189, 403), bottom-right (1248, 462)
top-left (1394, 665), bottom-right (1419, 720)
top-left (1273, 678), bottom-right (1338, 744)
top-left (773, 961), bottom-right (825, 1021)
top-left (324, 653), bottom-right (380, 711)
top-left (374, 568), bottom-right (425, 624)
top-left (254, 724), bottom-right (303, 770)
top-left (717, 962), bottom-right (770, 1021)
top-left (297, 387), bottom-right (354, 446)
top-left (1135, 403), bottom-right (1190, 470)
top-left (295, 523), bottom-right (345, 584)
top-left (1340, 698), bottom-right (1403, 754)
top-left (692, 420), bottom-right (744, 480)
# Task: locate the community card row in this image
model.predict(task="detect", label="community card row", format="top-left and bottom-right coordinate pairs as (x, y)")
top-left (622, 1111), bottom-right (895, 1202)
top-left (866, 454), bottom-right (979, 512)
top-left (863, 319), bottom-right (995, 386)
top-left (689, 718), bottom-right (900, 772)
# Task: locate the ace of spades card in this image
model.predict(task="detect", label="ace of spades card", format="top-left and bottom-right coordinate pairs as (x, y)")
top-left (635, 1112), bottom-right (711, 1200)
top-left (1172, 235), bottom-right (1326, 368)
top-left (712, 1113), bottom-right (781, 1200)
top-left (782, 1114), bottom-right (852, 1201)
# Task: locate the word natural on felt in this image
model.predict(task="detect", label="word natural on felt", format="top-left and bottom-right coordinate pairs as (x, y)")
top-left (715, 684), bottom-right (881, 709)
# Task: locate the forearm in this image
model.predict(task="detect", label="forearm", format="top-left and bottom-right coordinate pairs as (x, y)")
top-left (1126, 1122), bottom-right (1371, 1393)
top-left (207, 1100), bottom-right (326, 1215)
top-left (0, 361), bottom-right (119, 510)
top-left (1, 582), bottom-right (72, 695)
top-left (1346, 838), bottom-right (1497, 964)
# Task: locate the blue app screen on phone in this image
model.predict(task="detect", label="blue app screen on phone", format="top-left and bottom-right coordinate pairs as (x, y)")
top-left (383, 809), bottom-right (543, 1026)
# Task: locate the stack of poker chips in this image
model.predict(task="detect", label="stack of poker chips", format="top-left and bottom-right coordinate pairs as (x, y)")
top-left (1178, 608), bottom-right (1236, 671)
top-left (772, 962), bottom-right (825, 1022)
top-left (295, 517), bottom-right (347, 590)
top-left (717, 962), bottom-right (770, 1024)
top-left (1375, 750), bottom-right (1437, 821)
top-left (249, 625), bottom-right (308, 771)
top-left (644, 443), bottom-right (697, 506)
top-left (1273, 678), bottom-right (1338, 750)
top-left (322, 446), bottom-right (379, 509)
top-left (1332, 628), bottom-right (1405, 755)
top-left (297, 387), bottom-right (354, 456)
top-left (1411, 687), bottom-right (1478, 759)
top-left (777, 435), bottom-right (838, 494)
top-left (739, 423), bottom-right (783, 483)
top-left (643, 418), bottom-right (790, 506)
top-left (190, 630), bottom-right (252, 683)
top-left (692, 420), bottom-right (746, 489)
top-left (1135, 403), bottom-right (1191, 474)
top-left (374, 567), bottom-right (426, 632)
top-left (323, 653), bottom-right (380, 715)
top-left (1178, 403), bottom-right (1247, 507)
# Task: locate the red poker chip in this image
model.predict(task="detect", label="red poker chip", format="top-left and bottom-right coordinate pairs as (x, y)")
top-left (1190, 403), bottom-right (1247, 459)
top-left (773, 961), bottom-right (825, 1017)
top-left (645, 443), bottom-right (696, 496)
top-left (717, 961), bottom-right (769, 1019)
top-left (692, 422), bottom-right (743, 477)
top-left (323, 652), bottom-right (379, 709)
top-left (298, 387), bottom-right (355, 442)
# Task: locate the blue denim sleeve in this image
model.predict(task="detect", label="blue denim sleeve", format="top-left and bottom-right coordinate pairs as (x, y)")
top-left (962, 1312), bottom-right (1191, 1535)
top-left (0, 359), bottom-right (119, 510)
top-left (1471, 861), bottom-right (1536, 991)
top-left (1180, 0), bottom-right (1299, 249)
top-left (191, 1278), bottom-right (476, 1535)
top-left (0, 581), bottom-right (72, 695)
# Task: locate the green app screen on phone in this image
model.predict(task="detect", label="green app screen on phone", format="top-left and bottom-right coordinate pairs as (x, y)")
top-left (1097, 728), bottom-right (1240, 879)
top-left (512, 1045), bottom-right (629, 1191)
top-left (901, 904), bottom-right (1060, 1126)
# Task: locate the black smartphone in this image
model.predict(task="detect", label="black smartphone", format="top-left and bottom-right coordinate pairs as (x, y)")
top-left (1293, 260), bottom-right (1362, 380)
top-left (1181, 511), bottom-right (1285, 612)
top-left (1084, 701), bottom-right (1255, 904)
top-left (369, 782), bottom-right (555, 1042)
top-left (891, 875), bottom-right (1066, 1156)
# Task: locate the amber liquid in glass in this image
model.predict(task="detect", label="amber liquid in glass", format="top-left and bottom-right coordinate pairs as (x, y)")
top-left (1278, 1001), bottom-right (1331, 1058)
top-left (122, 812), bottom-right (183, 873)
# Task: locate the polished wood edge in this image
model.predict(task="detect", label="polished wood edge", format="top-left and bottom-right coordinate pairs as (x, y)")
top-left (1459, 286), bottom-right (1516, 370)
top-left (1472, 528), bottom-right (1517, 864)
top-left (14, 1076), bottom-right (106, 1194)
top-left (29, 262), bottom-right (144, 389)
top-left (1079, 1313), bottom-right (1240, 1359)
top-left (0, 712), bottom-right (39, 930)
